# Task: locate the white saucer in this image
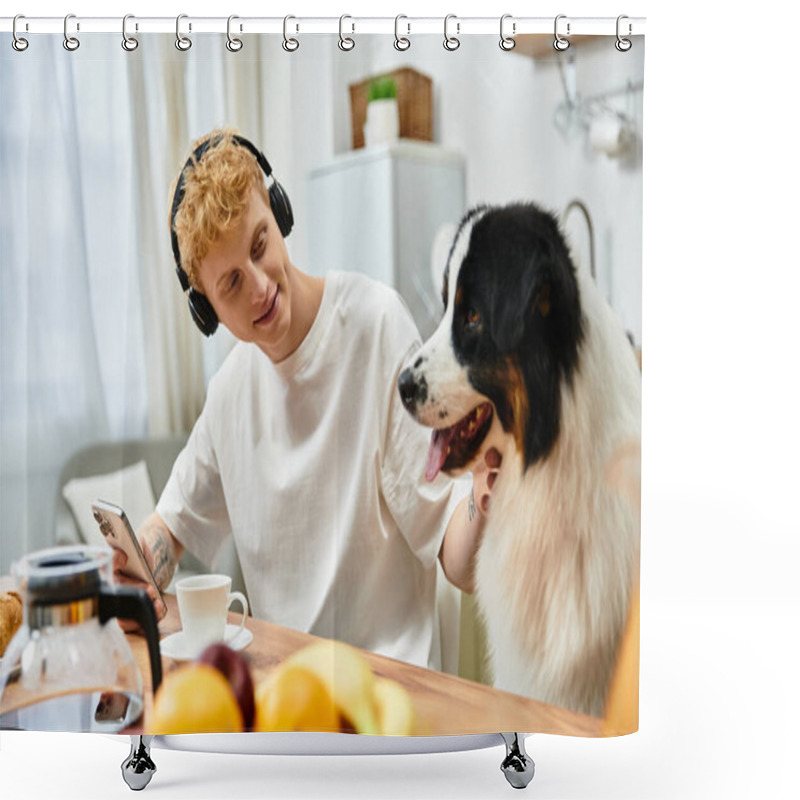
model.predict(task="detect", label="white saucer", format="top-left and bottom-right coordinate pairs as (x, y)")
top-left (160, 624), bottom-right (253, 661)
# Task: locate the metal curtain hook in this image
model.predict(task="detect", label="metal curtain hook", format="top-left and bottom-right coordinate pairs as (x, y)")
top-left (12, 14), bottom-right (29, 51)
top-left (444, 14), bottom-right (460, 51)
top-left (122, 14), bottom-right (139, 52)
top-left (63, 13), bottom-right (80, 51)
top-left (615, 15), bottom-right (632, 52)
top-left (227, 15), bottom-right (243, 52)
top-left (394, 14), bottom-right (410, 51)
top-left (283, 15), bottom-right (299, 52)
top-left (553, 14), bottom-right (570, 51)
top-left (175, 14), bottom-right (192, 51)
top-left (339, 14), bottom-right (355, 51)
top-left (500, 14), bottom-right (516, 51)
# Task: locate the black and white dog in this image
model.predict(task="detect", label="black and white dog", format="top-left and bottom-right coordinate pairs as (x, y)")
top-left (398, 203), bottom-right (641, 717)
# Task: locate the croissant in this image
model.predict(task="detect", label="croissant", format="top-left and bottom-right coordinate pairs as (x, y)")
top-left (0, 591), bottom-right (23, 657)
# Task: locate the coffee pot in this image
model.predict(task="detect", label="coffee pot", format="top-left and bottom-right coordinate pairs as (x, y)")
top-left (0, 544), bottom-right (161, 732)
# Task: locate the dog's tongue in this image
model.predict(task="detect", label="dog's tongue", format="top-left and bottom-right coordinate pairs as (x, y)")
top-left (425, 428), bottom-right (455, 482)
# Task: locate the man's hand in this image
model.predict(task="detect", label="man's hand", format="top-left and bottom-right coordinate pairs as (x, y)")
top-left (439, 447), bottom-right (503, 594)
top-left (471, 447), bottom-right (502, 518)
top-left (112, 513), bottom-right (183, 627)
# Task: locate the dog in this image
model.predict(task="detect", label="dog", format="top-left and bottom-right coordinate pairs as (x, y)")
top-left (397, 202), bottom-right (641, 717)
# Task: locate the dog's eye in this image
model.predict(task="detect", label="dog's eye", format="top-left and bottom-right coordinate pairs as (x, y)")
top-left (465, 308), bottom-right (481, 328)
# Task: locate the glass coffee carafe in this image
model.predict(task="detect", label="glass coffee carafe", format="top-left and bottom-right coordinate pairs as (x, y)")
top-left (0, 544), bottom-right (161, 732)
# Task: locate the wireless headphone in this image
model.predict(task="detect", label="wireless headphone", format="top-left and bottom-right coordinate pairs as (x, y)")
top-left (169, 134), bottom-right (294, 336)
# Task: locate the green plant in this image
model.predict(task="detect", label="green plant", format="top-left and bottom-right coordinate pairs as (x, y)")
top-left (367, 76), bottom-right (398, 103)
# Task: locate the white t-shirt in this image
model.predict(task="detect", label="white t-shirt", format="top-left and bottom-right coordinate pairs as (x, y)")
top-left (157, 271), bottom-right (467, 669)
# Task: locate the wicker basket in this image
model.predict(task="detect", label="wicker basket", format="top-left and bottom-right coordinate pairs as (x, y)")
top-left (349, 67), bottom-right (433, 150)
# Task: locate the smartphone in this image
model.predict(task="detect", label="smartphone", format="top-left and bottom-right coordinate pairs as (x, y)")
top-left (91, 499), bottom-right (164, 608)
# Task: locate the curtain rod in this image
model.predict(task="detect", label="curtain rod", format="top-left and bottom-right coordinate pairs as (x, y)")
top-left (1, 16), bottom-right (646, 37)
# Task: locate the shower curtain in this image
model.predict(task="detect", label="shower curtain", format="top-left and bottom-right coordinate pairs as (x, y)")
top-left (1, 20), bottom-right (644, 739)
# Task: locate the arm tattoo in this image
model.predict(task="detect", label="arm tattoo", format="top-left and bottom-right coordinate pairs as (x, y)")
top-left (468, 488), bottom-right (477, 522)
top-left (147, 525), bottom-right (177, 590)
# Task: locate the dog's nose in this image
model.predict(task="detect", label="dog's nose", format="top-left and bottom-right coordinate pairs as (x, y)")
top-left (398, 367), bottom-right (421, 411)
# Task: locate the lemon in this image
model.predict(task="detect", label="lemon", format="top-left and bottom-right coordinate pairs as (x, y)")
top-left (152, 663), bottom-right (244, 734)
top-left (254, 664), bottom-right (339, 732)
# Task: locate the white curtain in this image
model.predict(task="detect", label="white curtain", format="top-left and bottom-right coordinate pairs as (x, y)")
top-left (0, 35), bottom-right (303, 572)
top-left (1, 37), bottom-right (148, 568)
top-left (126, 36), bottom-right (206, 435)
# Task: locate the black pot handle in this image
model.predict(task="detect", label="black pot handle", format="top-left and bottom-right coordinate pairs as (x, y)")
top-left (99, 585), bottom-right (163, 693)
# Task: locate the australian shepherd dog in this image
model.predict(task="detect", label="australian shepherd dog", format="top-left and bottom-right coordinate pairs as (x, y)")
top-left (398, 203), bottom-right (641, 717)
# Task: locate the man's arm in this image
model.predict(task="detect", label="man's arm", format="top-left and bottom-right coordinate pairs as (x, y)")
top-left (112, 511), bottom-right (184, 620)
top-left (439, 489), bottom-right (485, 594)
top-left (438, 448), bottom-right (501, 594)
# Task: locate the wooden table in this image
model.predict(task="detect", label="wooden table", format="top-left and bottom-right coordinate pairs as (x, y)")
top-left (124, 593), bottom-right (600, 737)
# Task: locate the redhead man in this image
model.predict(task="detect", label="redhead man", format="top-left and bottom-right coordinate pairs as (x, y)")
top-left (114, 129), bottom-right (498, 670)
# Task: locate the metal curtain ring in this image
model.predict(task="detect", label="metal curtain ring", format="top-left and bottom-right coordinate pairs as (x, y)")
top-left (338, 15), bottom-right (355, 51)
top-left (283, 15), bottom-right (299, 52)
top-left (553, 14), bottom-right (570, 51)
top-left (122, 14), bottom-right (139, 52)
top-left (394, 15), bottom-right (411, 51)
top-left (12, 15), bottom-right (29, 51)
top-left (63, 13), bottom-right (80, 51)
top-left (175, 14), bottom-right (192, 51)
top-left (500, 14), bottom-right (516, 51)
top-left (227, 15), bottom-right (243, 52)
top-left (615, 15), bottom-right (632, 52)
top-left (444, 14), bottom-right (460, 51)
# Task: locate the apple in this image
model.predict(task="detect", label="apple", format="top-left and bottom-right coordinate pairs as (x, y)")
top-left (197, 643), bottom-right (255, 730)
top-left (372, 677), bottom-right (414, 735)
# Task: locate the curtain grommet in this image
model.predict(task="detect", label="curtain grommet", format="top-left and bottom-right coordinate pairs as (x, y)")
top-left (500, 14), bottom-right (516, 51)
top-left (12, 14), bottom-right (29, 51)
top-left (615, 15), bottom-right (632, 52)
top-left (444, 14), bottom-right (460, 52)
top-left (63, 13), bottom-right (80, 51)
top-left (122, 14), bottom-right (139, 52)
top-left (338, 14), bottom-right (355, 51)
top-left (175, 14), bottom-right (192, 51)
top-left (553, 14), bottom-right (570, 52)
top-left (226, 15), bottom-right (243, 52)
top-left (282, 15), bottom-right (299, 52)
top-left (394, 15), bottom-right (411, 51)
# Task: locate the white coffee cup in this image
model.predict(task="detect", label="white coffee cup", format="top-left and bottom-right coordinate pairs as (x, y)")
top-left (175, 574), bottom-right (249, 653)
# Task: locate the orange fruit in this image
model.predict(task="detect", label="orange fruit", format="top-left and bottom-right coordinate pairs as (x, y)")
top-left (151, 663), bottom-right (244, 734)
top-left (254, 664), bottom-right (340, 732)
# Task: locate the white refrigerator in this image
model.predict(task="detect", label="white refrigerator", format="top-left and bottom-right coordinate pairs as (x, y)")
top-left (307, 141), bottom-right (466, 339)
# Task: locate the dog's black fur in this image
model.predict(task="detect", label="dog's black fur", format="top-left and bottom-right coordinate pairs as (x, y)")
top-left (447, 204), bottom-right (584, 469)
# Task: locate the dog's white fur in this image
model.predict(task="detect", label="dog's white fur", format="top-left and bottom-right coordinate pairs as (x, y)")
top-left (407, 215), bottom-right (641, 716)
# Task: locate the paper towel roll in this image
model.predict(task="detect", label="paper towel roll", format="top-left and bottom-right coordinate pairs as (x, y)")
top-left (589, 114), bottom-right (632, 158)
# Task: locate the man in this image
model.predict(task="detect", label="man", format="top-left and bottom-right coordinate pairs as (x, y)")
top-left (114, 129), bottom-right (497, 670)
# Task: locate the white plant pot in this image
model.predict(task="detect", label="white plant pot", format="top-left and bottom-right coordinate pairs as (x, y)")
top-left (364, 98), bottom-right (400, 147)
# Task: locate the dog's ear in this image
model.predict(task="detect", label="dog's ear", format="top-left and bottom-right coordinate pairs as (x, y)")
top-left (491, 267), bottom-right (551, 352)
top-left (533, 282), bottom-right (551, 318)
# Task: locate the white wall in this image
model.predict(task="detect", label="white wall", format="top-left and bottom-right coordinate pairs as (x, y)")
top-left (312, 36), bottom-right (644, 343)
top-left (319, 35), bottom-right (644, 342)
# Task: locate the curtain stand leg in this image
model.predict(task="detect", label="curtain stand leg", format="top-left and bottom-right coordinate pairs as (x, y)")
top-left (121, 735), bottom-right (156, 791)
top-left (500, 733), bottom-right (535, 789)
